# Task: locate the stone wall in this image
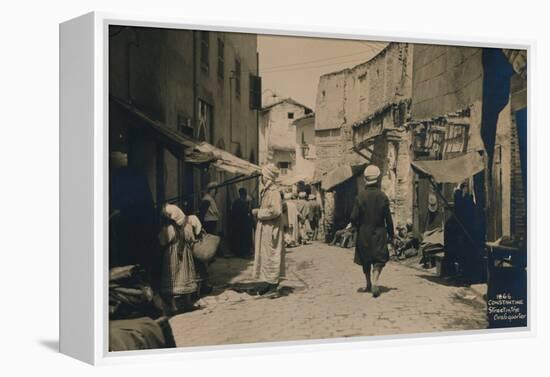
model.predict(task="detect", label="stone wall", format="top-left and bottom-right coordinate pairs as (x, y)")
top-left (492, 101), bottom-right (512, 239)
top-left (392, 129), bottom-right (414, 227)
top-left (315, 70), bottom-right (347, 131)
top-left (315, 130), bottom-right (343, 177)
top-left (510, 113), bottom-right (526, 241)
top-left (314, 43), bottom-right (413, 179)
top-left (411, 44), bottom-right (483, 121)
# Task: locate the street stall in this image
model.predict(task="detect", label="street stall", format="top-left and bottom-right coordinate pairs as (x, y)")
top-left (410, 151), bottom-right (486, 278)
top-left (320, 162), bottom-right (367, 242)
top-left (111, 96), bottom-right (262, 211)
top-left (109, 98), bottom-right (263, 350)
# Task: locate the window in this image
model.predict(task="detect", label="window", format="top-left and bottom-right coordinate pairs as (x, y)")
top-left (278, 162), bottom-right (290, 176)
top-left (249, 150), bottom-right (256, 164)
top-left (177, 114), bottom-right (193, 137)
top-left (249, 74), bottom-right (262, 110)
top-left (287, 112), bottom-right (294, 119)
top-left (200, 31), bottom-right (209, 72)
top-left (316, 129), bottom-right (341, 138)
top-left (234, 58), bottom-right (241, 98)
top-left (197, 100), bottom-right (213, 144)
top-left (217, 38), bottom-right (224, 80)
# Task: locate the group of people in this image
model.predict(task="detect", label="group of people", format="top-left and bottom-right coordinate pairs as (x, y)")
top-left (158, 181), bottom-right (253, 314)
top-left (254, 162), bottom-right (397, 299)
top-left (157, 161), bottom-right (398, 310)
top-left (200, 181), bottom-right (255, 259)
top-left (158, 158), bottom-right (487, 309)
top-left (282, 191), bottom-right (322, 248)
top-left (157, 163), bottom-right (289, 308)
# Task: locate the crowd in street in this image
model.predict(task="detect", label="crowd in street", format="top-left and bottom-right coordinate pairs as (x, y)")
top-left (111, 158), bottom-right (486, 322)
top-left (148, 162), bottom-right (396, 314)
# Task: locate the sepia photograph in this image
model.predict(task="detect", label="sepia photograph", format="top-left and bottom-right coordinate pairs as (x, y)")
top-left (107, 25), bottom-right (528, 352)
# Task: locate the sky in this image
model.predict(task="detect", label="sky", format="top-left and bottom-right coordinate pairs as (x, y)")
top-left (258, 35), bottom-right (388, 109)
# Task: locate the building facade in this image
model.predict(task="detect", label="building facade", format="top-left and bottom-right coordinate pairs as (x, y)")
top-left (410, 44), bottom-right (527, 245)
top-left (259, 98), bottom-right (312, 179)
top-left (109, 26), bottom-right (261, 252)
top-left (292, 113), bottom-right (316, 183)
top-left (315, 42), bottom-right (414, 230)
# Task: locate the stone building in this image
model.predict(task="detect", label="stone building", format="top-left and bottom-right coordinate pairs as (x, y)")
top-left (409, 45), bottom-right (527, 242)
top-left (315, 42), bottom-right (414, 232)
top-left (260, 97), bottom-right (312, 179)
top-left (292, 112), bottom-right (316, 184)
top-left (109, 26), bottom-right (261, 266)
top-left (488, 53), bottom-right (527, 242)
top-left (408, 45), bottom-right (484, 236)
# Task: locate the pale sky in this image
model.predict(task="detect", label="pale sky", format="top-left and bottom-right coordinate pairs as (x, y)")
top-left (258, 35), bottom-right (387, 109)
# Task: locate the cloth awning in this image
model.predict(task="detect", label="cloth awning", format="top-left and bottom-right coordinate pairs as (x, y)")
top-left (321, 163), bottom-right (367, 191)
top-left (112, 97), bottom-right (261, 177)
top-left (411, 151), bottom-right (484, 183)
top-left (278, 173), bottom-right (313, 187)
top-left (194, 142), bottom-right (261, 176)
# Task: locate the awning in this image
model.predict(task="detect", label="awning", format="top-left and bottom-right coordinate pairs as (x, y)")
top-left (279, 173), bottom-right (313, 187)
top-left (194, 142), bottom-right (261, 176)
top-left (411, 151), bottom-right (484, 183)
top-left (321, 163), bottom-right (367, 191)
top-left (112, 97), bottom-right (261, 177)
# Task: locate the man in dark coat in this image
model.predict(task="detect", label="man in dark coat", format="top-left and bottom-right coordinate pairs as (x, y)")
top-left (349, 165), bottom-right (394, 298)
top-left (307, 194), bottom-right (322, 241)
top-left (230, 187), bottom-right (253, 257)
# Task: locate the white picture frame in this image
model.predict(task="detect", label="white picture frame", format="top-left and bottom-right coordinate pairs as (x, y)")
top-left (59, 11), bottom-right (534, 365)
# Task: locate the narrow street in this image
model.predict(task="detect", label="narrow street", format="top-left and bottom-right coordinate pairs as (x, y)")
top-left (170, 242), bottom-right (487, 347)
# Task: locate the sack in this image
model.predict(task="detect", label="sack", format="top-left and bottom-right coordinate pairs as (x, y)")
top-left (192, 231), bottom-right (220, 262)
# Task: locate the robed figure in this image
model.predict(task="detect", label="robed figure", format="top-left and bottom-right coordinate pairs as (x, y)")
top-left (252, 164), bottom-right (286, 291)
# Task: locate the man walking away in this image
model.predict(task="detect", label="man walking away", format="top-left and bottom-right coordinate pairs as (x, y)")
top-left (349, 165), bottom-right (394, 298)
top-left (307, 194), bottom-right (321, 241)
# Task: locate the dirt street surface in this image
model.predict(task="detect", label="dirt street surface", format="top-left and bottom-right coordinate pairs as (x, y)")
top-left (170, 242), bottom-right (487, 347)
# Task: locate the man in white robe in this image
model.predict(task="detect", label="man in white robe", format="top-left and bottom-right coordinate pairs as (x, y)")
top-left (252, 164), bottom-right (285, 291)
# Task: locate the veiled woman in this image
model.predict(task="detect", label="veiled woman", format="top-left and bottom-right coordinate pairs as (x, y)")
top-left (158, 204), bottom-right (201, 313)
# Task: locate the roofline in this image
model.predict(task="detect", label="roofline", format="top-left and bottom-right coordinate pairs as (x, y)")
top-left (351, 98), bottom-right (411, 128)
top-left (319, 41), bottom-right (399, 80)
top-left (315, 126), bottom-right (342, 132)
top-left (292, 112), bottom-right (315, 125)
top-left (261, 97), bottom-right (313, 113)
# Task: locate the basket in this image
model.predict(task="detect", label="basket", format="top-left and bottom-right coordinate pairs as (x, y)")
top-left (192, 231), bottom-right (221, 262)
